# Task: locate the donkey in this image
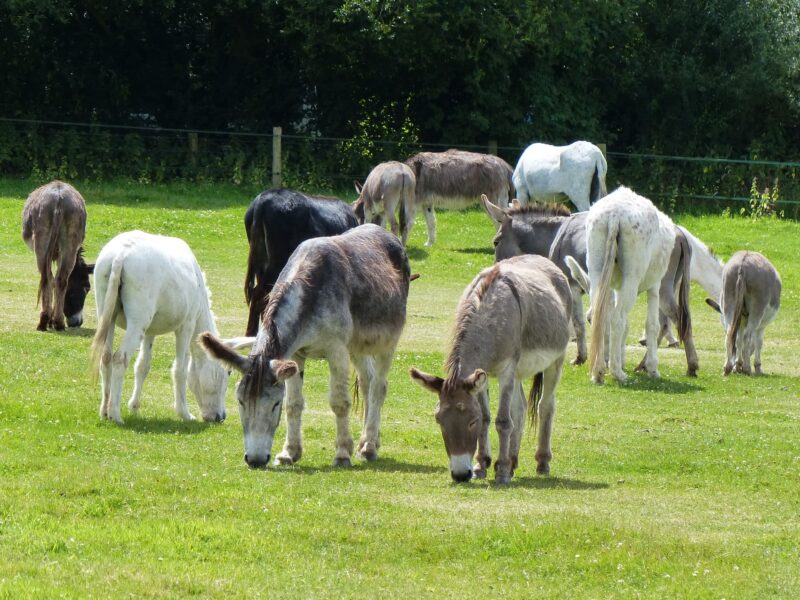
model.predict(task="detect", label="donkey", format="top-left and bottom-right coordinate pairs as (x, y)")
top-left (577, 187), bottom-right (676, 384)
top-left (512, 141), bottom-right (607, 212)
top-left (90, 231), bottom-right (230, 425)
top-left (410, 254), bottom-right (572, 484)
top-left (404, 149), bottom-right (513, 246)
top-left (22, 180), bottom-right (93, 331)
top-left (705, 251), bottom-right (781, 375)
top-left (353, 161), bottom-right (416, 245)
top-left (200, 224), bottom-right (410, 469)
top-left (243, 188), bottom-right (358, 336)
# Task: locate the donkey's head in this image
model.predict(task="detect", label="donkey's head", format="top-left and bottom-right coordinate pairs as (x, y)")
top-left (410, 367), bottom-right (488, 482)
top-left (199, 332), bottom-right (296, 468)
top-left (352, 182), bottom-right (383, 227)
top-left (64, 249), bottom-right (94, 327)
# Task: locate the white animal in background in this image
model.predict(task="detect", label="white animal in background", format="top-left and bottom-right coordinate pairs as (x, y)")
top-left (90, 230), bottom-right (232, 424)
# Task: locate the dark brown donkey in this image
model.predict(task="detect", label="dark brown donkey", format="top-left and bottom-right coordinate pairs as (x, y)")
top-left (22, 181), bottom-right (92, 331)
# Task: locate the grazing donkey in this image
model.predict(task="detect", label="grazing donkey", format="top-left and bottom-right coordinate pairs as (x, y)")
top-left (22, 180), bottom-right (93, 330)
top-left (410, 255), bottom-right (572, 484)
top-left (404, 149), bottom-right (513, 246)
top-left (353, 161), bottom-right (416, 245)
top-left (200, 224), bottom-right (411, 469)
top-left (243, 188), bottom-right (358, 336)
top-left (512, 141), bottom-right (607, 212)
top-left (90, 231), bottom-right (230, 424)
top-left (577, 187), bottom-right (676, 384)
top-left (705, 251), bottom-right (781, 375)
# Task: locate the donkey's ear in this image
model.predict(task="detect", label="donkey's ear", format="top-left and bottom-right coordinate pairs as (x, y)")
top-left (223, 336), bottom-right (257, 351)
top-left (198, 332), bottom-right (251, 373)
top-left (481, 194), bottom-right (508, 225)
top-left (705, 298), bottom-right (721, 313)
top-left (353, 180), bottom-right (363, 195)
top-left (565, 255), bottom-right (590, 294)
top-left (464, 369), bottom-right (488, 394)
top-left (409, 367), bottom-right (444, 394)
top-left (86, 263), bottom-right (95, 275)
top-left (269, 359), bottom-right (298, 381)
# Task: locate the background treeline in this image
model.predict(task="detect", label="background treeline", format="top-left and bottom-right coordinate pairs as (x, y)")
top-left (1, 0), bottom-right (799, 211)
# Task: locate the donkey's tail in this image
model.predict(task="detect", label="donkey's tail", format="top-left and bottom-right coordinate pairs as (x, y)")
top-left (587, 215), bottom-right (618, 378)
top-left (590, 152), bottom-right (608, 205)
top-left (89, 256), bottom-right (123, 377)
top-left (243, 220), bottom-right (266, 306)
top-left (675, 233), bottom-right (693, 344)
top-left (37, 200), bottom-right (64, 307)
top-left (527, 374), bottom-right (543, 434)
top-left (726, 265), bottom-right (747, 358)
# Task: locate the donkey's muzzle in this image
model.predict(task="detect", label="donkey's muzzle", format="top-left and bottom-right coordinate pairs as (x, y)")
top-left (244, 453), bottom-right (270, 469)
top-left (450, 469), bottom-right (473, 483)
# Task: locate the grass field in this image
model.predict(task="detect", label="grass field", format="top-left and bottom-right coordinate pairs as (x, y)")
top-left (1, 177), bottom-right (798, 598)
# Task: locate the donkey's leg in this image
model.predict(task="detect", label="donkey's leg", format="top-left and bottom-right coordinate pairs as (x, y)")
top-left (473, 388), bottom-right (492, 479)
top-left (351, 355), bottom-right (374, 454)
top-left (641, 285), bottom-right (662, 378)
top-left (33, 237), bottom-right (53, 331)
top-left (535, 356), bottom-right (564, 476)
top-left (753, 327), bottom-right (766, 375)
top-left (402, 200), bottom-right (417, 247)
top-left (723, 323), bottom-right (737, 375)
top-left (51, 247), bottom-right (79, 331)
top-left (327, 349), bottom-right (354, 467)
top-left (275, 358), bottom-right (306, 465)
top-left (609, 282), bottom-right (639, 382)
top-left (738, 324), bottom-right (755, 375)
top-left (108, 327), bottom-right (144, 424)
top-left (423, 205), bottom-right (437, 247)
top-left (358, 351), bottom-right (394, 461)
top-left (570, 284), bottom-right (587, 365)
top-left (384, 197), bottom-right (400, 238)
top-left (508, 381), bottom-right (527, 477)
top-left (128, 335), bottom-right (155, 413)
top-left (172, 328), bottom-right (195, 421)
top-left (494, 368), bottom-right (518, 484)
top-left (98, 325), bottom-right (116, 420)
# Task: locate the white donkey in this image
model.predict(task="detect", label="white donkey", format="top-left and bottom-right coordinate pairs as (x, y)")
top-left (353, 161), bottom-right (416, 245)
top-left (513, 141), bottom-right (607, 212)
top-left (578, 187), bottom-right (676, 384)
top-left (90, 231), bottom-right (231, 424)
top-left (706, 250), bottom-right (781, 375)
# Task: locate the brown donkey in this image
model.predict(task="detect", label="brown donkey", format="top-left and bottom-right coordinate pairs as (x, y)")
top-left (410, 254), bottom-right (572, 484)
top-left (22, 181), bottom-right (89, 331)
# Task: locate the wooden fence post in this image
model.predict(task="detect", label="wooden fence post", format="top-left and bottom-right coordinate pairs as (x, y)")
top-left (598, 142), bottom-right (607, 158)
top-left (272, 126), bottom-right (282, 188)
top-left (488, 140), bottom-right (498, 155)
top-left (188, 132), bottom-right (198, 172)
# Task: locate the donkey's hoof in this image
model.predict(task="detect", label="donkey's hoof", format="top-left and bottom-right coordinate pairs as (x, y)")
top-left (52, 320), bottom-right (66, 331)
top-left (686, 368), bottom-right (698, 378)
top-left (358, 448), bottom-right (378, 462)
top-left (571, 355), bottom-right (587, 366)
top-left (274, 454), bottom-right (295, 466)
top-left (332, 456), bottom-right (352, 468)
top-left (472, 467), bottom-right (487, 480)
top-left (638, 337), bottom-right (647, 347)
top-left (667, 341), bottom-right (681, 349)
top-left (536, 462), bottom-right (550, 476)
top-left (634, 361), bottom-right (647, 373)
top-left (494, 472), bottom-right (512, 485)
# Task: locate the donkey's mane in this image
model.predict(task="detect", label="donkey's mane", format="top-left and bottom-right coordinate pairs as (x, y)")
top-left (508, 202), bottom-right (571, 218)
top-left (444, 265), bottom-right (502, 388)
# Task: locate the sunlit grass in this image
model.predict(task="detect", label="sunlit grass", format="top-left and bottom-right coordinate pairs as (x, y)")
top-left (0, 177), bottom-right (798, 598)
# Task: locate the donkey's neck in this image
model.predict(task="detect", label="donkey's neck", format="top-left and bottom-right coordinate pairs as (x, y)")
top-left (685, 230), bottom-right (724, 300)
top-left (446, 306), bottom-right (498, 382)
top-left (259, 282), bottom-right (309, 359)
top-left (517, 217), bottom-right (568, 256)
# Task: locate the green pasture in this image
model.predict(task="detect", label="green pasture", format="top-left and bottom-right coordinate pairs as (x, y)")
top-left (0, 178), bottom-right (798, 598)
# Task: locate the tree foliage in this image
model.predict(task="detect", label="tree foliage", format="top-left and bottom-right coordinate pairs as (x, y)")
top-left (1, 0), bottom-right (799, 158)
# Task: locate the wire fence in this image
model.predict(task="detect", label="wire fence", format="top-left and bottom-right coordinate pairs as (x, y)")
top-left (1, 117), bottom-right (799, 216)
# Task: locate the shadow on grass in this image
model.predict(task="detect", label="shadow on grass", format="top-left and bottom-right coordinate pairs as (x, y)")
top-left (500, 475), bottom-right (610, 491)
top-left (405, 246), bottom-right (430, 261)
top-left (272, 456), bottom-right (442, 476)
top-left (60, 326), bottom-right (96, 338)
top-left (616, 373), bottom-right (704, 394)
top-left (121, 415), bottom-right (216, 435)
top-left (455, 246), bottom-right (494, 256)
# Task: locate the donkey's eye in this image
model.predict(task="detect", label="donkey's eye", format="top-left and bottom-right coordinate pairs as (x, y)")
top-left (469, 419), bottom-right (479, 429)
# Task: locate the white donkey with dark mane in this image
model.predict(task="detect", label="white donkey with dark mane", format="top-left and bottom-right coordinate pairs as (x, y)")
top-left (513, 141), bottom-right (607, 212)
top-left (200, 224), bottom-right (410, 469)
top-left (575, 187), bottom-right (676, 384)
top-left (404, 149), bottom-right (513, 246)
top-left (706, 250), bottom-right (781, 375)
top-left (410, 255), bottom-right (572, 484)
top-left (353, 161), bottom-right (416, 245)
top-left (90, 231), bottom-right (230, 424)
